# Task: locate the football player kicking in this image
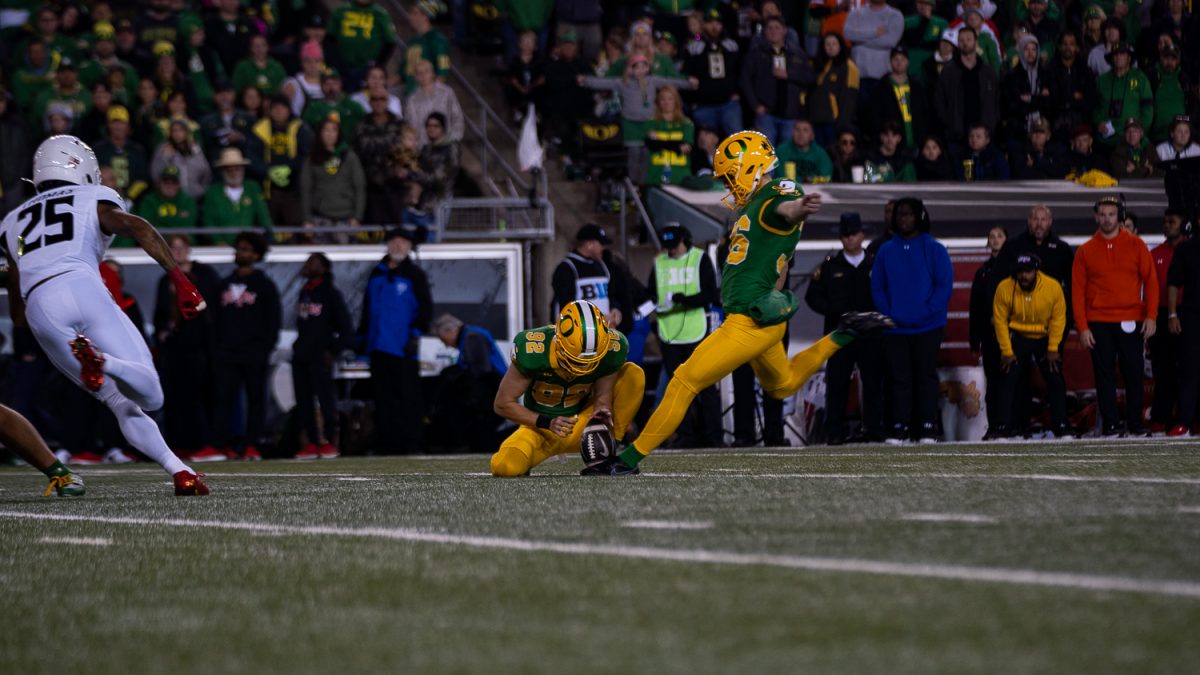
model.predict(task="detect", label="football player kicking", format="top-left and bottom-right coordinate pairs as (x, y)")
top-left (594, 130), bottom-right (893, 475)
top-left (0, 404), bottom-right (85, 496)
top-left (0, 135), bottom-right (210, 495)
top-left (491, 300), bottom-right (645, 476)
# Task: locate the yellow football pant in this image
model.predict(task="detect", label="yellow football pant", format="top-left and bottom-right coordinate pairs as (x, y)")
top-left (631, 313), bottom-right (840, 456)
top-left (491, 362), bottom-right (646, 477)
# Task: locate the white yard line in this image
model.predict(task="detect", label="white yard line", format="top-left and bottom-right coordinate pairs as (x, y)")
top-left (902, 513), bottom-right (998, 524)
top-left (37, 536), bottom-right (112, 546)
top-left (623, 520), bottom-right (713, 530)
top-left (1179, 507), bottom-right (1200, 514)
top-left (699, 473), bottom-right (1200, 484)
top-left (2, 511), bottom-right (1199, 600)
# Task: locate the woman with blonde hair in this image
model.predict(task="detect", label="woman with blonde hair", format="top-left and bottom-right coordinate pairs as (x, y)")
top-left (643, 85), bottom-right (694, 185)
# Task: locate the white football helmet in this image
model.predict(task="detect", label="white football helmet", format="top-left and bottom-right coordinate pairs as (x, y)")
top-left (33, 135), bottom-right (100, 191)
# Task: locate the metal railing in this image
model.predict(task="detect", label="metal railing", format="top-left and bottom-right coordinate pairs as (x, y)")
top-left (434, 196), bottom-right (554, 240)
top-left (386, 1), bottom-right (553, 240)
top-left (618, 177), bottom-right (660, 257)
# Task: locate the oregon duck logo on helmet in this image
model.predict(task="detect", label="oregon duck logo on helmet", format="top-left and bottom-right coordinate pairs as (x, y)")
top-left (551, 300), bottom-right (612, 377)
top-left (713, 130), bottom-right (777, 210)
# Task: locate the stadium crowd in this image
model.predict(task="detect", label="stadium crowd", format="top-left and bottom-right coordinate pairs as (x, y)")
top-left (0, 0), bottom-right (464, 237)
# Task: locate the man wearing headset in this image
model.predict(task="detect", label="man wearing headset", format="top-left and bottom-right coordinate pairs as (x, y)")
top-left (1072, 196), bottom-right (1158, 437)
top-left (647, 224), bottom-right (722, 447)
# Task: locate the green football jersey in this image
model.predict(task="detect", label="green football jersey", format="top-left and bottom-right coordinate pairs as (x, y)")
top-left (721, 177), bottom-right (806, 315)
top-left (511, 325), bottom-right (629, 417)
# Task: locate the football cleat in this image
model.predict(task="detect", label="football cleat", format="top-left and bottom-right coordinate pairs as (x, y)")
top-left (190, 447), bottom-right (228, 462)
top-left (173, 471), bottom-right (210, 496)
top-left (836, 311), bottom-right (895, 337)
top-left (317, 443), bottom-right (340, 459)
top-left (241, 446), bottom-right (262, 461)
top-left (69, 335), bottom-right (105, 392)
top-left (579, 455), bottom-right (640, 476)
top-left (68, 451), bottom-right (105, 465)
top-left (104, 448), bottom-right (137, 464)
top-left (295, 443), bottom-right (321, 460)
top-left (1166, 425), bottom-right (1192, 438)
top-left (44, 472), bottom-right (85, 497)
top-left (580, 413), bottom-right (616, 471)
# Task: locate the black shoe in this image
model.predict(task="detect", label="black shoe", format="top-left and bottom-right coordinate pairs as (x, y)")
top-left (827, 435), bottom-right (846, 446)
top-left (836, 311), bottom-right (895, 337)
top-left (1050, 425), bottom-right (1075, 439)
top-left (1100, 426), bottom-right (1122, 438)
top-left (579, 457), bottom-right (640, 476)
top-left (1125, 426), bottom-right (1152, 438)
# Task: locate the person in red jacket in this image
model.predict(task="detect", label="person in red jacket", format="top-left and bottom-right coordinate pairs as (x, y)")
top-left (1148, 208), bottom-right (1189, 432)
top-left (1072, 196), bottom-right (1159, 436)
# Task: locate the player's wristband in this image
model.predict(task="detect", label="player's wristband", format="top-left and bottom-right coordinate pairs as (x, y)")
top-left (536, 415), bottom-right (552, 430)
top-left (1169, 313), bottom-right (1178, 318)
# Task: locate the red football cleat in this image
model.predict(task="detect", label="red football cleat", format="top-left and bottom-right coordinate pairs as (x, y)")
top-left (173, 471), bottom-right (210, 496)
top-left (190, 446), bottom-right (228, 462)
top-left (317, 443), bottom-right (340, 459)
top-left (241, 445), bottom-right (262, 461)
top-left (69, 335), bottom-right (105, 392)
top-left (68, 451), bottom-right (105, 465)
top-left (295, 443), bottom-right (321, 460)
top-left (1166, 425), bottom-right (1192, 438)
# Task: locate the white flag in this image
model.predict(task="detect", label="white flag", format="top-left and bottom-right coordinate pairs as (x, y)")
top-left (517, 103), bottom-right (543, 172)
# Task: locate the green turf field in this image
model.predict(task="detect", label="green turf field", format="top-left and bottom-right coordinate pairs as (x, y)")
top-left (2, 440), bottom-right (1199, 674)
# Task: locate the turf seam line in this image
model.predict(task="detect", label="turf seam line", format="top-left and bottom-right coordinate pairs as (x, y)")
top-left (2, 511), bottom-right (1199, 600)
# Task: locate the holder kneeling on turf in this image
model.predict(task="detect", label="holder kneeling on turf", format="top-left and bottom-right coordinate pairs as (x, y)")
top-left (490, 301), bottom-right (645, 477)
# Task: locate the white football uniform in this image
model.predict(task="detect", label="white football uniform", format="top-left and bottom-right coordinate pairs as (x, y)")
top-left (0, 184), bottom-right (189, 475)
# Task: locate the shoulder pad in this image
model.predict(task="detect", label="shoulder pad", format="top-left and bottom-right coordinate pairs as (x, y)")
top-left (686, 41), bottom-right (705, 56)
top-left (721, 39), bottom-right (739, 53)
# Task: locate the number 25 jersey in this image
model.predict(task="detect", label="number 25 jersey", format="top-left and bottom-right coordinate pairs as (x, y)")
top-left (511, 325), bottom-right (629, 417)
top-left (0, 185), bottom-right (119, 298)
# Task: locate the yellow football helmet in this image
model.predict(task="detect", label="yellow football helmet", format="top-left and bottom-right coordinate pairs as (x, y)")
top-left (551, 300), bottom-right (613, 377)
top-left (713, 130), bottom-right (778, 210)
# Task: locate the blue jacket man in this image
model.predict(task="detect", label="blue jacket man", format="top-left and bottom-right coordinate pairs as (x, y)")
top-left (870, 197), bottom-right (953, 443)
top-left (429, 313), bottom-right (507, 451)
top-left (359, 226), bottom-right (433, 453)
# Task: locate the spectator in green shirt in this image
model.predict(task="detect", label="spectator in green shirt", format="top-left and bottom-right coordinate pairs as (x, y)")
top-left (302, 71), bottom-right (365, 142)
top-left (93, 105), bottom-right (150, 202)
top-left (232, 34), bottom-right (288, 97)
top-left (10, 39), bottom-right (56, 112)
top-left (29, 58), bottom-right (90, 135)
top-left (776, 119), bottom-right (834, 183)
top-left (1093, 42), bottom-right (1153, 146)
top-left (402, 3), bottom-right (451, 94)
top-left (643, 85), bottom-right (694, 186)
top-left (125, 165), bottom-right (198, 247)
top-left (331, 0), bottom-right (398, 88)
top-left (203, 147), bottom-right (272, 244)
top-left (23, 6), bottom-right (81, 64)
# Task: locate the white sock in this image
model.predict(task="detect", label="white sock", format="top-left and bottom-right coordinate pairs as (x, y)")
top-left (104, 393), bottom-right (188, 475)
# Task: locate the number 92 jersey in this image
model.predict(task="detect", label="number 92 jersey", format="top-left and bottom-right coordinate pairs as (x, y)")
top-left (511, 325), bottom-right (629, 417)
top-left (0, 185), bottom-right (119, 299)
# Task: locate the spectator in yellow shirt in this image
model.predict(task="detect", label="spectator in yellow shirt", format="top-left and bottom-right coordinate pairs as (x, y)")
top-left (992, 254), bottom-right (1071, 439)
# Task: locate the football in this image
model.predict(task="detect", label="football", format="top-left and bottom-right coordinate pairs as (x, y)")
top-left (579, 413), bottom-right (615, 469)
